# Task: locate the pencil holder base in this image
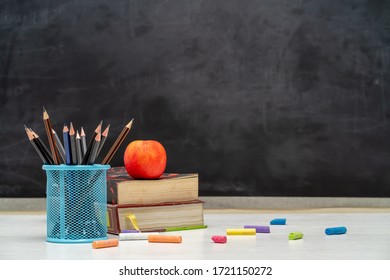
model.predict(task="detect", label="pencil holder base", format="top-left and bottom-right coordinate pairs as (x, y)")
top-left (43, 164), bottom-right (110, 244)
top-left (46, 236), bottom-right (108, 244)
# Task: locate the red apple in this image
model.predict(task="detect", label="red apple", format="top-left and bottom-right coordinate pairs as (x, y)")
top-left (124, 140), bottom-right (167, 179)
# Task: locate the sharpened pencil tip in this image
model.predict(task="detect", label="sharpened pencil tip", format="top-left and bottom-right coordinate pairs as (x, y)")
top-left (95, 121), bottom-right (103, 133)
top-left (69, 123), bottom-right (75, 135)
top-left (102, 124), bottom-right (110, 136)
top-left (43, 108), bottom-right (49, 119)
top-left (81, 127), bottom-right (86, 137)
top-left (126, 118), bottom-right (134, 128)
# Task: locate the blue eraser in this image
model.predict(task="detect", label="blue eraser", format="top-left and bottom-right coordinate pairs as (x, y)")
top-left (325, 226), bottom-right (347, 235)
top-left (270, 218), bottom-right (286, 225)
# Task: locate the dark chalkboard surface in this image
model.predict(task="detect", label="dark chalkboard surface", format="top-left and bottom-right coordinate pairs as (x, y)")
top-left (1, 0), bottom-right (390, 198)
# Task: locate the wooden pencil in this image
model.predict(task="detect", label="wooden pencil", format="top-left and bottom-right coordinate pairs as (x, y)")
top-left (76, 130), bottom-right (83, 165)
top-left (80, 127), bottom-right (87, 156)
top-left (69, 122), bottom-right (77, 165)
top-left (63, 124), bottom-right (72, 165)
top-left (25, 127), bottom-right (46, 164)
top-left (43, 107), bottom-right (61, 164)
top-left (81, 121), bottom-right (102, 165)
top-left (52, 128), bottom-right (65, 163)
top-left (88, 131), bottom-right (101, 164)
top-left (29, 128), bottom-right (54, 165)
top-left (96, 124), bottom-right (110, 159)
top-left (101, 119), bottom-right (133, 165)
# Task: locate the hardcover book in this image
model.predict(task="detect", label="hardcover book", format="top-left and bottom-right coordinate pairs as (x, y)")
top-left (106, 199), bottom-right (205, 234)
top-left (106, 166), bottom-right (199, 205)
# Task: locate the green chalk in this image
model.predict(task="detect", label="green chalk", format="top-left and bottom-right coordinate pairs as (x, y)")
top-left (288, 232), bottom-right (303, 240)
top-left (164, 225), bottom-right (208, 232)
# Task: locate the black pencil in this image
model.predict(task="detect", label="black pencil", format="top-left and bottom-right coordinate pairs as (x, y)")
top-left (80, 127), bottom-right (87, 156)
top-left (101, 119), bottom-right (133, 165)
top-left (76, 130), bottom-right (83, 165)
top-left (69, 122), bottom-right (77, 165)
top-left (29, 128), bottom-right (55, 165)
top-left (29, 128), bottom-right (51, 159)
top-left (25, 127), bottom-right (46, 164)
top-left (88, 131), bottom-right (101, 165)
top-left (81, 121), bottom-right (102, 165)
top-left (96, 124), bottom-right (110, 159)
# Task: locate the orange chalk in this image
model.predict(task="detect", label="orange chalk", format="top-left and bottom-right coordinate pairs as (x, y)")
top-left (148, 235), bottom-right (182, 243)
top-left (92, 238), bottom-right (119, 249)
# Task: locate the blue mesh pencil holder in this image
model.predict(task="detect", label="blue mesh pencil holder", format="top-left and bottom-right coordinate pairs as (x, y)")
top-left (43, 164), bottom-right (110, 243)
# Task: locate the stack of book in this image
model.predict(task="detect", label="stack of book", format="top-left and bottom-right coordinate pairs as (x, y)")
top-left (106, 167), bottom-right (205, 234)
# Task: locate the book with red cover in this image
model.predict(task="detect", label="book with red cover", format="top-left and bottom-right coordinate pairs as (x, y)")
top-left (106, 200), bottom-right (205, 234)
top-left (106, 166), bottom-right (199, 205)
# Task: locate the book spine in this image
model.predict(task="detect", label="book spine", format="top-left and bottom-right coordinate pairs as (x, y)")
top-left (106, 204), bottom-right (120, 234)
top-left (106, 180), bottom-right (119, 204)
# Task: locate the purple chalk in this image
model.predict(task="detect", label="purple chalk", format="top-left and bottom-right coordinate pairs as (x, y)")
top-left (244, 225), bottom-right (270, 233)
top-left (121, 229), bottom-right (140, 233)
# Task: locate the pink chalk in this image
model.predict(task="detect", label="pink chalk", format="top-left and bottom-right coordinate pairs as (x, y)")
top-left (211, 235), bottom-right (227, 244)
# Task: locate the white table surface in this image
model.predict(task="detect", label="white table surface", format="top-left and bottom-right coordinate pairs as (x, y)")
top-left (1, 209), bottom-right (389, 260)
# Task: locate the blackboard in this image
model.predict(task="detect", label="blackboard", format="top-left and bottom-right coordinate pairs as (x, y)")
top-left (1, 0), bottom-right (390, 198)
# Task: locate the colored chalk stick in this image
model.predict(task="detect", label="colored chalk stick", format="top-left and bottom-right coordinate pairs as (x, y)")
top-left (325, 227), bottom-right (347, 235)
top-left (164, 225), bottom-right (208, 232)
top-left (121, 229), bottom-right (140, 233)
top-left (270, 218), bottom-right (286, 225)
top-left (288, 232), bottom-right (303, 240)
top-left (119, 232), bottom-right (159, 241)
top-left (226, 228), bottom-right (256, 235)
top-left (148, 235), bottom-right (182, 243)
top-left (244, 225), bottom-right (270, 233)
top-left (211, 235), bottom-right (227, 243)
top-left (92, 239), bottom-right (118, 249)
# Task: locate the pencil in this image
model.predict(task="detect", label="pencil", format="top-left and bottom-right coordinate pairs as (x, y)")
top-left (29, 128), bottom-right (54, 165)
top-left (101, 119), bottom-right (133, 165)
top-left (96, 124), bottom-right (110, 159)
top-left (81, 121), bottom-right (102, 165)
top-left (76, 130), bottom-right (83, 165)
top-left (80, 127), bottom-right (87, 156)
top-left (52, 128), bottom-right (65, 163)
top-left (25, 127), bottom-right (46, 164)
top-left (69, 122), bottom-right (77, 165)
top-left (43, 107), bottom-right (61, 164)
top-left (88, 131), bottom-right (101, 164)
top-left (63, 124), bottom-right (72, 165)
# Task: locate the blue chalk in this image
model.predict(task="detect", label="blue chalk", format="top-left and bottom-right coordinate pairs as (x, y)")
top-left (325, 226), bottom-right (347, 235)
top-left (270, 218), bottom-right (286, 225)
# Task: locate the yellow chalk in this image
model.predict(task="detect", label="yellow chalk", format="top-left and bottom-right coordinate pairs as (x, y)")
top-left (226, 228), bottom-right (256, 235)
top-left (127, 214), bottom-right (140, 231)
